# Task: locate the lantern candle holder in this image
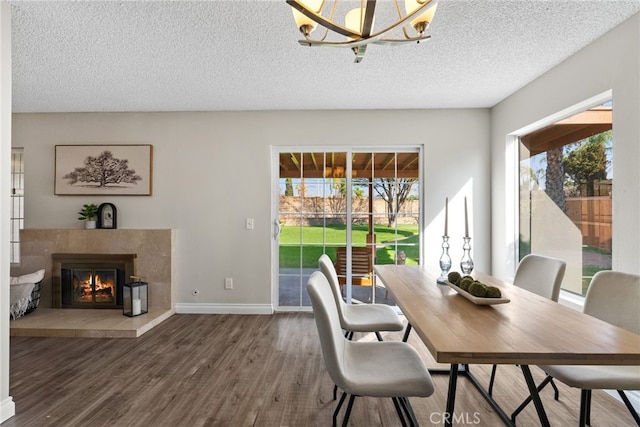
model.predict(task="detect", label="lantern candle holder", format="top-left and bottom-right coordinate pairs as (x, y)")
top-left (123, 277), bottom-right (148, 317)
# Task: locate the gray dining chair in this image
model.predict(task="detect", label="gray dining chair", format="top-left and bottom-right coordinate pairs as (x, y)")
top-left (318, 254), bottom-right (403, 342)
top-left (488, 254), bottom-right (566, 396)
top-left (512, 270), bottom-right (640, 426)
top-left (319, 254), bottom-right (405, 400)
top-left (307, 271), bottom-right (435, 427)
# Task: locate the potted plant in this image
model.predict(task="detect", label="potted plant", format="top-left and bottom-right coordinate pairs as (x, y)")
top-left (78, 203), bottom-right (98, 229)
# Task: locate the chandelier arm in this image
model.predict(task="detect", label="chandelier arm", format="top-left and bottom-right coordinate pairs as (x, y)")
top-left (373, 35), bottom-right (431, 45)
top-left (297, 34), bottom-right (430, 48)
top-left (361, 0), bottom-right (376, 38)
top-left (393, 0), bottom-right (404, 20)
top-left (354, 44), bottom-right (367, 63)
top-left (298, 35), bottom-right (384, 48)
top-left (297, 25), bottom-right (431, 48)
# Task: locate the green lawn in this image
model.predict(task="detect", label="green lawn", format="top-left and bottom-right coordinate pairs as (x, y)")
top-left (279, 224), bottom-right (419, 268)
top-left (581, 246), bottom-right (612, 295)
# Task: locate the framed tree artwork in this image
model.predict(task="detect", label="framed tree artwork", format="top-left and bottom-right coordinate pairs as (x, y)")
top-left (55, 145), bottom-right (153, 195)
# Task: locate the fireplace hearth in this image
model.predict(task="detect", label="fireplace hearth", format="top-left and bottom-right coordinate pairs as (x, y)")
top-left (52, 254), bottom-right (136, 309)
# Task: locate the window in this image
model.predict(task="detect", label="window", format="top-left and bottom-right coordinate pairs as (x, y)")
top-left (11, 148), bottom-right (24, 264)
top-left (519, 103), bottom-right (612, 296)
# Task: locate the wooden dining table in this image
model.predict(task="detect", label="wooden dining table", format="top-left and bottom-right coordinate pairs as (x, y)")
top-left (374, 265), bottom-right (640, 427)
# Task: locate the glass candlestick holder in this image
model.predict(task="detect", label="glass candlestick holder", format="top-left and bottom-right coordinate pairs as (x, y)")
top-left (437, 235), bottom-right (452, 284)
top-left (460, 236), bottom-right (474, 275)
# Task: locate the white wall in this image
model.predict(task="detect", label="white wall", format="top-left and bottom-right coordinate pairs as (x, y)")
top-left (0, 2), bottom-right (14, 423)
top-left (12, 109), bottom-right (491, 311)
top-left (491, 12), bottom-right (640, 280)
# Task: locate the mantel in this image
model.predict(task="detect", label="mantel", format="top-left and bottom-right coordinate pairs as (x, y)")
top-left (51, 253), bottom-right (138, 260)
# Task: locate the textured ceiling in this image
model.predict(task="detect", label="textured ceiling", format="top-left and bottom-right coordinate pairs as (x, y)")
top-left (8, 0), bottom-right (640, 113)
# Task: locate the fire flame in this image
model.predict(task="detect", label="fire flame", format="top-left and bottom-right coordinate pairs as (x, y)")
top-left (77, 273), bottom-right (115, 303)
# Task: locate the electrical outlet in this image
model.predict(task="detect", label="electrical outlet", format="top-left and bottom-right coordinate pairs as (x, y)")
top-left (246, 218), bottom-right (254, 230)
top-left (224, 277), bottom-right (233, 290)
top-left (192, 288), bottom-right (199, 296)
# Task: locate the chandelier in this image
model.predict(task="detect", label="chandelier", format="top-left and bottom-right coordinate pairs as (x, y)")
top-left (286, 0), bottom-right (438, 63)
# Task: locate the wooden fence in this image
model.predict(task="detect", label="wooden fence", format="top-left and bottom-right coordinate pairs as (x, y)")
top-left (279, 196), bottom-right (419, 226)
top-left (565, 196), bottom-right (612, 252)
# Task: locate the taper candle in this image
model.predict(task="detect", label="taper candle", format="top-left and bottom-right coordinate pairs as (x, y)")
top-left (444, 197), bottom-right (448, 236)
top-left (464, 197), bottom-right (469, 238)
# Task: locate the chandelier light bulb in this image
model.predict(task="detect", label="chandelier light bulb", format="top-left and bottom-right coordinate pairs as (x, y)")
top-left (345, 8), bottom-right (363, 37)
top-left (291, 0), bottom-right (324, 36)
top-left (405, 0), bottom-right (437, 34)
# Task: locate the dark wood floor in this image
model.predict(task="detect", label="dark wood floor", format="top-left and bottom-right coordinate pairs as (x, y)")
top-left (4, 313), bottom-right (635, 426)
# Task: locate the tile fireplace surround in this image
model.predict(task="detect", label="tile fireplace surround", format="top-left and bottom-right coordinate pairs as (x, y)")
top-left (9, 229), bottom-right (176, 338)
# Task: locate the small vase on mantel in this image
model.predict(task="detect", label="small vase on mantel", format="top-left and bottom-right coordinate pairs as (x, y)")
top-left (85, 220), bottom-right (97, 229)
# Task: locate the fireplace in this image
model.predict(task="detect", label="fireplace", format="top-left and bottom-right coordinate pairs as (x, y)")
top-left (52, 254), bottom-right (136, 309)
top-left (61, 267), bottom-right (123, 308)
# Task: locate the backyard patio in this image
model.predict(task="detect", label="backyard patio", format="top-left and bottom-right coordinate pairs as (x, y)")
top-left (278, 267), bottom-right (397, 307)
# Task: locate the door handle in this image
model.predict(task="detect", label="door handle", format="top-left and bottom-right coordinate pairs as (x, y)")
top-left (274, 220), bottom-right (282, 239)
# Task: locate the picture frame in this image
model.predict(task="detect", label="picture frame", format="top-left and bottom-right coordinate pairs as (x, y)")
top-left (97, 203), bottom-right (117, 229)
top-left (55, 144), bottom-right (153, 196)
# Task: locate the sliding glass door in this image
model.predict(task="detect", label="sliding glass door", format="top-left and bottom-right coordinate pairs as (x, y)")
top-left (274, 148), bottom-right (421, 310)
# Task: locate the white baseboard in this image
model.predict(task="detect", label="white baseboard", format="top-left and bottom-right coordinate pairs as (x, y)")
top-left (175, 303), bottom-right (273, 315)
top-left (0, 396), bottom-right (15, 424)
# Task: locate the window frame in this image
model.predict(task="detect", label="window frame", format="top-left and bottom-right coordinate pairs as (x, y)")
top-left (10, 147), bottom-right (24, 265)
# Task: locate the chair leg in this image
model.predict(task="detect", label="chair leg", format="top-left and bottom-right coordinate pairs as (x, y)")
top-left (333, 392), bottom-right (347, 427)
top-left (341, 395), bottom-right (356, 427)
top-left (333, 384), bottom-right (338, 401)
top-left (618, 390), bottom-right (640, 426)
top-left (488, 364), bottom-right (497, 396)
top-left (585, 389), bottom-right (592, 426)
top-left (579, 389), bottom-right (591, 427)
top-left (375, 331), bottom-right (383, 341)
top-left (399, 397), bottom-right (419, 427)
top-left (402, 323), bottom-right (412, 342)
top-left (392, 397), bottom-right (409, 427)
top-left (550, 377), bottom-right (560, 400)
